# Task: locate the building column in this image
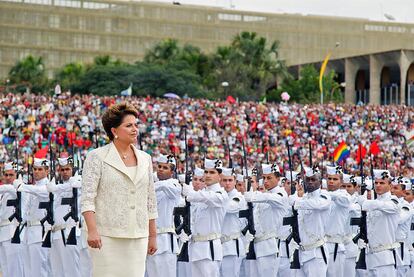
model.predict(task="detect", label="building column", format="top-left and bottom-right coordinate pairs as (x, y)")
top-left (345, 58), bottom-right (357, 104)
top-left (369, 55), bottom-right (381, 105)
top-left (399, 50), bottom-right (410, 105)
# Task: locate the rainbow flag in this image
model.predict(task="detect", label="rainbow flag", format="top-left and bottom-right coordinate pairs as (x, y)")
top-left (405, 130), bottom-right (414, 148)
top-left (333, 141), bottom-right (350, 163)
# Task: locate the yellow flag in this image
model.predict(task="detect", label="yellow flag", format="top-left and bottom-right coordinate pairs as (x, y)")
top-left (319, 53), bottom-right (331, 95)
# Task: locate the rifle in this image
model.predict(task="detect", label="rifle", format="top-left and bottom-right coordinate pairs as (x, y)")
top-left (39, 144), bottom-right (55, 248)
top-left (297, 148), bottom-right (308, 193)
top-left (369, 152), bottom-right (377, 199)
top-left (7, 191), bottom-right (23, 244)
top-left (173, 127), bottom-right (191, 262)
top-left (286, 139), bottom-right (296, 195)
top-left (283, 139), bottom-right (300, 269)
top-left (94, 127), bottom-right (100, 148)
top-left (138, 132), bottom-right (143, 151)
top-left (238, 136), bottom-right (256, 260)
top-left (350, 146), bottom-right (368, 270)
top-left (283, 208), bottom-right (301, 269)
top-left (61, 186), bottom-right (79, 245)
top-left (226, 137), bottom-right (233, 168)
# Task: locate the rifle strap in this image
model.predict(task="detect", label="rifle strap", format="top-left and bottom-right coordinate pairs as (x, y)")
top-left (285, 240), bottom-right (290, 259)
top-left (320, 246), bottom-right (327, 264)
top-left (277, 238), bottom-right (281, 257)
top-left (235, 238), bottom-right (240, 257)
top-left (392, 249), bottom-right (397, 269)
top-left (209, 240), bottom-right (215, 261)
top-left (170, 233), bottom-right (174, 253)
top-left (61, 230), bottom-right (66, 247)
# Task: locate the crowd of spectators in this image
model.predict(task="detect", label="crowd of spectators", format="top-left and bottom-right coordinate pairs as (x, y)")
top-left (0, 92), bottom-right (413, 182)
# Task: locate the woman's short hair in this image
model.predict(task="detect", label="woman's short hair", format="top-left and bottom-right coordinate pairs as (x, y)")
top-left (102, 103), bottom-right (138, 141)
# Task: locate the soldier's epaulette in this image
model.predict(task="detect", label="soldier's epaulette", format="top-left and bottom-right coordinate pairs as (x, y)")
top-left (232, 197), bottom-right (240, 202)
top-left (391, 198), bottom-right (399, 205)
top-left (402, 206), bottom-right (410, 211)
top-left (320, 194), bottom-right (328, 199)
top-left (277, 192), bottom-right (284, 197)
top-left (216, 191), bottom-right (222, 194)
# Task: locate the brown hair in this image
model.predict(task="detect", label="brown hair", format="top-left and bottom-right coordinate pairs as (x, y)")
top-left (102, 103), bottom-right (138, 141)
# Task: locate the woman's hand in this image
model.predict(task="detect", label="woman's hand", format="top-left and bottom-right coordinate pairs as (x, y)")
top-left (88, 229), bottom-right (102, 249)
top-left (147, 235), bottom-right (157, 255)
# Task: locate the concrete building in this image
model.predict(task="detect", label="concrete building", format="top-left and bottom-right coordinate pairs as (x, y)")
top-left (1, 0), bottom-right (414, 104)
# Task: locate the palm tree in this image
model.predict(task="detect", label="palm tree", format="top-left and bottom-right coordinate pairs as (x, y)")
top-left (143, 38), bottom-right (180, 64)
top-left (55, 62), bottom-right (85, 89)
top-left (9, 55), bottom-right (46, 85)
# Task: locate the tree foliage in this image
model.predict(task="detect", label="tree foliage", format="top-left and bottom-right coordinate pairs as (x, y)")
top-left (8, 55), bottom-right (48, 92)
top-left (268, 65), bottom-right (343, 103)
top-left (6, 32), bottom-right (343, 103)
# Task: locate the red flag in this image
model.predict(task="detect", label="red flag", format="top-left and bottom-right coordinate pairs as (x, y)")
top-left (226, 95), bottom-right (236, 104)
top-left (355, 144), bottom-right (367, 164)
top-left (369, 141), bottom-right (380, 156)
top-left (34, 146), bottom-right (49, 159)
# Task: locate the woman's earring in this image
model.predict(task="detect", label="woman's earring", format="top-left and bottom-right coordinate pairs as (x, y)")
top-left (115, 135), bottom-right (118, 139)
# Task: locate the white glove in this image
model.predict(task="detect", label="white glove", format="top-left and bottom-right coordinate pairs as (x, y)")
top-left (46, 178), bottom-right (57, 193)
top-left (12, 175), bottom-right (24, 189)
top-left (357, 238), bottom-right (367, 249)
top-left (289, 239), bottom-right (299, 250)
top-left (182, 184), bottom-right (194, 197)
top-left (178, 231), bottom-right (190, 243)
top-left (69, 175), bottom-right (82, 188)
top-left (244, 191), bottom-right (255, 202)
top-left (245, 231), bottom-right (254, 242)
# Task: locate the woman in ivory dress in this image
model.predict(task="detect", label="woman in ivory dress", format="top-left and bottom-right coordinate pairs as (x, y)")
top-left (81, 103), bottom-right (158, 276)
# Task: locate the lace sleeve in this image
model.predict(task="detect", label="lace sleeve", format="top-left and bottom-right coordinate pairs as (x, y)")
top-left (147, 155), bottom-right (158, 220)
top-left (80, 150), bottom-right (102, 213)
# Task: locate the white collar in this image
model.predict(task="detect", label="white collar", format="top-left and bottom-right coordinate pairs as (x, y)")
top-left (206, 183), bottom-right (221, 191)
top-left (35, 177), bottom-right (49, 186)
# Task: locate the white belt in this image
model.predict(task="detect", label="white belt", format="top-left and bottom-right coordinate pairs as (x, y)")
top-left (343, 234), bottom-right (353, 245)
top-left (51, 224), bottom-right (66, 232)
top-left (192, 233), bottom-right (221, 242)
top-left (0, 220), bottom-right (11, 227)
top-left (221, 232), bottom-right (241, 243)
top-left (254, 232), bottom-right (277, 243)
top-left (369, 243), bottom-right (399, 254)
top-left (157, 227), bottom-right (175, 234)
top-left (299, 239), bottom-right (325, 251)
top-left (326, 235), bottom-right (345, 244)
top-left (26, 221), bottom-right (41, 227)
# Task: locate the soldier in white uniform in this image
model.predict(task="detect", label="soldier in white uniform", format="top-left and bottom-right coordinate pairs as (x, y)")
top-left (391, 176), bottom-right (413, 277)
top-left (18, 158), bottom-right (52, 277)
top-left (219, 167), bottom-right (246, 277)
top-left (294, 166), bottom-right (331, 277)
top-left (357, 169), bottom-right (399, 277)
top-left (0, 162), bottom-right (24, 277)
top-left (45, 157), bottom-right (92, 277)
top-left (342, 174), bottom-right (362, 277)
top-left (278, 170), bottom-right (300, 277)
top-left (404, 186), bottom-right (414, 277)
top-left (243, 163), bottom-right (288, 277)
top-left (146, 154), bottom-right (181, 277)
top-left (325, 166), bottom-right (352, 277)
top-left (182, 158), bottom-right (228, 277)
top-left (176, 166), bottom-right (205, 277)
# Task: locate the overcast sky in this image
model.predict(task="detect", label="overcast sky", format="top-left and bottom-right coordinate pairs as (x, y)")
top-left (150, 0), bottom-right (414, 23)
